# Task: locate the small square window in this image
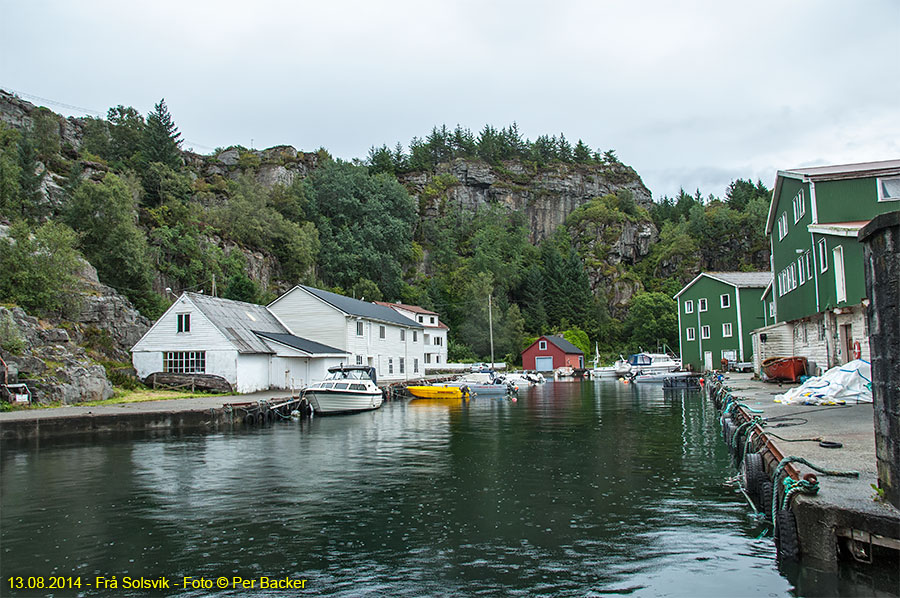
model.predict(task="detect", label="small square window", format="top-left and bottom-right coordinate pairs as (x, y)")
top-left (722, 323), bottom-right (733, 337)
top-left (686, 327), bottom-right (696, 341)
top-left (878, 176), bottom-right (900, 202)
top-left (720, 294), bottom-right (730, 309)
top-left (684, 300), bottom-right (694, 314)
top-left (539, 340), bottom-right (547, 350)
top-left (430, 316), bottom-right (435, 324)
top-left (698, 298), bottom-right (707, 312)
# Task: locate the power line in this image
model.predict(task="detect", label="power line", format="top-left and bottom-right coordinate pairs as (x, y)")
top-left (1, 86), bottom-right (217, 153)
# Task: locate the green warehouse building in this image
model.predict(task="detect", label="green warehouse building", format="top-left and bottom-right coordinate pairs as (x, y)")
top-left (752, 159), bottom-right (900, 374)
top-left (674, 272), bottom-right (771, 371)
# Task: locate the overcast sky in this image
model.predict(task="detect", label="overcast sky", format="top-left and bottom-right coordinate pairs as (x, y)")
top-left (2, 0), bottom-right (898, 199)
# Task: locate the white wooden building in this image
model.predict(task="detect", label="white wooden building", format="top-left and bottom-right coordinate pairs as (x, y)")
top-left (268, 286), bottom-right (425, 383)
top-left (131, 292), bottom-right (348, 393)
top-left (375, 301), bottom-right (449, 368)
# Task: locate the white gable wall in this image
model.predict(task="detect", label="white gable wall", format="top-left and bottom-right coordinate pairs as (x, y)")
top-left (345, 318), bottom-right (424, 382)
top-left (268, 287), bottom-right (346, 348)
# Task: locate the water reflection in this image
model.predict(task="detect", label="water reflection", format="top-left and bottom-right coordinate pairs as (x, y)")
top-left (1, 382), bottom-right (894, 596)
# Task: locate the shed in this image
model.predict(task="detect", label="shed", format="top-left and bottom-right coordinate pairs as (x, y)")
top-left (522, 335), bottom-right (584, 371)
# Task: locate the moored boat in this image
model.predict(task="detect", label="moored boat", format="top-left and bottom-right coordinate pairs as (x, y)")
top-left (304, 365), bottom-right (383, 415)
top-left (407, 385), bottom-right (469, 400)
top-left (444, 372), bottom-right (517, 395)
top-left (620, 352), bottom-right (682, 377)
top-left (762, 356), bottom-right (808, 382)
top-left (632, 370), bottom-right (695, 384)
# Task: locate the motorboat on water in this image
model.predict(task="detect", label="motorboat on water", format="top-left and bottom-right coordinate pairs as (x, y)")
top-left (304, 365), bottom-right (384, 415)
top-left (407, 385), bottom-right (469, 400)
top-left (443, 372), bottom-right (517, 395)
top-left (619, 352), bottom-right (682, 377)
top-left (504, 371), bottom-right (546, 385)
top-left (592, 355), bottom-right (629, 378)
top-left (631, 370), bottom-right (696, 384)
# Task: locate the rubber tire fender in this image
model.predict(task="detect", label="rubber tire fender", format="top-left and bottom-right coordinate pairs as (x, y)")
top-left (758, 480), bottom-right (774, 522)
top-left (742, 452), bottom-right (765, 501)
top-left (723, 420), bottom-right (737, 450)
top-left (775, 508), bottom-right (801, 561)
top-left (244, 413), bottom-right (256, 426)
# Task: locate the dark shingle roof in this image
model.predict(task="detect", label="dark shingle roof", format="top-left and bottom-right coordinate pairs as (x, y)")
top-left (545, 335), bottom-right (584, 354)
top-left (253, 331), bottom-right (347, 355)
top-left (299, 285), bottom-right (423, 328)
top-left (187, 292), bottom-right (287, 353)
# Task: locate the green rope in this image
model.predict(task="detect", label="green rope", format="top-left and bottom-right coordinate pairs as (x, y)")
top-left (725, 401), bottom-right (764, 416)
top-left (768, 456), bottom-right (860, 525)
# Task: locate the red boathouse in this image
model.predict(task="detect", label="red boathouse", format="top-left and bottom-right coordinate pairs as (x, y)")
top-left (521, 335), bottom-right (584, 372)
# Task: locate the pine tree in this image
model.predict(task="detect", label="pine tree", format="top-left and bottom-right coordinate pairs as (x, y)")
top-left (143, 99), bottom-right (182, 169)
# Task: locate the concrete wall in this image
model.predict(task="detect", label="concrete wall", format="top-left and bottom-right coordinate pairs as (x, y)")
top-left (861, 211), bottom-right (900, 509)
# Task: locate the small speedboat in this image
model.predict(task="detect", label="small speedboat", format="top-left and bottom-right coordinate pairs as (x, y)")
top-left (407, 385), bottom-right (469, 400)
top-left (632, 370), bottom-right (695, 384)
top-left (304, 365), bottom-right (383, 415)
top-left (444, 372), bottom-right (517, 395)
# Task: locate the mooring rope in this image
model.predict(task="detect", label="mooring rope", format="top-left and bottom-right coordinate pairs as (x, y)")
top-left (768, 456), bottom-right (859, 525)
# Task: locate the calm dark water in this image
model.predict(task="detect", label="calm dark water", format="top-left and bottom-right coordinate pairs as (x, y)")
top-left (0, 382), bottom-right (894, 597)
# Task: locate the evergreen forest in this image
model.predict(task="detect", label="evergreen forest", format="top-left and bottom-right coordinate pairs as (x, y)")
top-left (0, 97), bottom-right (772, 365)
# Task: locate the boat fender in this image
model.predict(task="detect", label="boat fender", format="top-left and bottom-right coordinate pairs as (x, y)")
top-left (244, 413), bottom-right (256, 426)
top-left (461, 385), bottom-right (470, 398)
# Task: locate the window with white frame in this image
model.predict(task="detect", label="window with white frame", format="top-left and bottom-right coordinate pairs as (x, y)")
top-left (413, 331), bottom-right (417, 342)
top-left (685, 300), bottom-right (694, 314)
top-left (798, 257), bottom-right (806, 285)
top-left (720, 294), bottom-right (730, 308)
top-left (163, 351), bottom-right (205, 373)
top-left (833, 245), bottom-right (846, 303)
top-left (379, 325), bottom-right (385, 339)
top-left (436, 356), bottom-right (441, 363)
top-left (418, 316), bottom-right (424, 323)
top-left (176, 313), bottom-right (190, 333)
top-left (399, 358), bottom-right (405, 374)
top-left (356, 355), bottom-right (363, 365)
top-left (388, 358), bottom-right (393, 374)
top-left (400, 329), bottom-right (405, 342)
top-left (701, 325), bottom-right (710, 339)
top-left (778, 212), bottom-right (788, 240)
top-left (789, 263), bottom-right (797, 290)
top-left (434, 337), bottom-right (442, 346)
top-left (878, 176), bottom-right (900, 202)
top-left (804, 251), bottom-right (812, 281)
top-left (414, 358), bottom-right (419, 373)
top-left (356, 321), bottom-right (364, 336)
top-left (722, 322), bottom-right (733, 337)
top-left (818, 238), bottom-right (828, 273)
top-left (769, 301), bottom-right (775, 318)
top-left (686, 327), bottom-right (696, 341)
top-left (539, 340), bottom-right (547, 350)
top-left (698, 298), bottom-right (708, 312)
top-left (792, 190), bottom-right (805, 223)
top-left (430, 316), bottom-right (435, 324)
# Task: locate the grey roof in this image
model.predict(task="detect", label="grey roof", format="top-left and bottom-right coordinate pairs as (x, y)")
top-left (298, 285), bottom-right (423, 328)
top-left (673, 271), bottom-right (772, 299)
top-left (253, 331), bottom-right (346, 355)
top-left (779, 159), bottom-right (900, 180)
top-left (705, 271), bottom-right (773, 288)
top-left (186, 292), bottom-right (288, 354)
top-left (545, 335), bottom-right (584, 355)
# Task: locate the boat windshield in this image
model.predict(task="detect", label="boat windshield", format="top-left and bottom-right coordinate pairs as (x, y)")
top-left (324, 368), bottom-right (373, 382)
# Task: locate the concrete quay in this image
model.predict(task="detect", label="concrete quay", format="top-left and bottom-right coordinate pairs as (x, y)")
top-left (712, 372), bottom-right (900, 569)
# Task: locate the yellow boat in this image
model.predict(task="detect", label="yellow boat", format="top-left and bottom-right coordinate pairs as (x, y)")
top-left (406, 385), bottom-right (469, 400)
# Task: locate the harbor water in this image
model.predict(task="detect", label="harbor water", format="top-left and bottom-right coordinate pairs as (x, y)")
top-left (1, 381), bottom-right (894, 596)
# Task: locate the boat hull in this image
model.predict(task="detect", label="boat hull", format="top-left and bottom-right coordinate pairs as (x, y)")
top-left (407, 386), bottom-right (465, 399)
top-left (443, 381), bottom-right (512, 395)
top-left (306, 389), bottom-right (384, 414)
top-left (762, 357), bottom-right (808, 382)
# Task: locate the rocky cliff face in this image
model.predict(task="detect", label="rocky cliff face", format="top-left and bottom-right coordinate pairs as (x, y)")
top-left (0, 254), bottom-right (151, 404)
top-left (400, 158), bottom-right (652, 243)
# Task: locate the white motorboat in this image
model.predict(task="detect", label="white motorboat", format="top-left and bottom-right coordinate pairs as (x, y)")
top-left (504, 371), bottom-right (546, 385)
top-left (444, 372), bottom-right (517, 395)
top-left (619, 352), bottom-right (682, 377)
top-left (632, 370), bottom-right (695, 384)
top-left (304, 365), bottom-right (384, 415)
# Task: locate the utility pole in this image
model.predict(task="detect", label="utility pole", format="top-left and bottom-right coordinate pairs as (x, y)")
top-left (211, 274), bottom-right (217, 298)
top-left (488, 294), bottom-right (495, 369)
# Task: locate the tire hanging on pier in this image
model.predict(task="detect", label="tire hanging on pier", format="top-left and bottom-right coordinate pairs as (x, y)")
top-left (742, 452), bottom-right (765, 503)
top-left (775, 509), bottom-right (800, 561)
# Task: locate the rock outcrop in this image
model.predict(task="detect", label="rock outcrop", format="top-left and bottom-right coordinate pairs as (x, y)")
top-left (400, 158), bottom-right (652, 242)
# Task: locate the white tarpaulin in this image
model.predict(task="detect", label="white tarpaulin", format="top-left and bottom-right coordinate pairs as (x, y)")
top-left (775, 359), bottom-right (873, 405)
